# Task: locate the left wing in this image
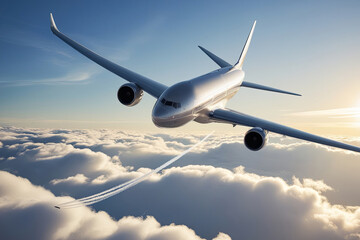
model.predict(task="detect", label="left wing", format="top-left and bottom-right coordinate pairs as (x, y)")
top-left (210, 108), bottom-right (360, 153)
top-left (50, 13), bottom-right (167, 99)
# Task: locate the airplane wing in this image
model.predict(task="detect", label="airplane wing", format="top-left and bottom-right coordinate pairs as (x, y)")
top-left (50, 13), bottom-right (167, 99)
top-left (210, 108), bottom-right (360, 153)
top-left (241, 81), bottom-right (301, 96)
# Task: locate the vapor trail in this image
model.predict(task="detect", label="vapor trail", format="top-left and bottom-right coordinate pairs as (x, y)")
top-left (55, 132), bottom-right (213, 209)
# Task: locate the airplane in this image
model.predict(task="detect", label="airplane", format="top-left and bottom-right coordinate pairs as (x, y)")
top-left (50, 13), bottom-right (360, 153)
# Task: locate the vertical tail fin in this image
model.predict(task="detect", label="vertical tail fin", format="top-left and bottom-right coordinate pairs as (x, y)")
top-left (233, 21), bottom-right (256, 70)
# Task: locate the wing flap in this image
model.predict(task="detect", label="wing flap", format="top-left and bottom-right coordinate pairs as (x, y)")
top-left (241, 81), bottom-right (301, 96)
top-left (50, 13), bottom-right (167, 99)
top-left (211, 108), bottom-right (360, 153)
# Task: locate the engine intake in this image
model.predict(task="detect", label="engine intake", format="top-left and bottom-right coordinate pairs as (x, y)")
top-left (117, 83), bottom-right (143, 106)
top-left (244, 127), bottom-right (267, 151)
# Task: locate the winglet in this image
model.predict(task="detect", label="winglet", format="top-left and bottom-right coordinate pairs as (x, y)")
top-left (233, 21), bottom-right (256, 70)
top-left (50, 13), bottom-right (59, 33)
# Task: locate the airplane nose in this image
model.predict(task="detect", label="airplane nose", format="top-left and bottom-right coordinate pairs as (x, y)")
top-left (152, 105), bottom-right (167, 119)
top-left (152, 104), bottom-right (172, 127)
top-left (152, 101), bottom-right (194, 128)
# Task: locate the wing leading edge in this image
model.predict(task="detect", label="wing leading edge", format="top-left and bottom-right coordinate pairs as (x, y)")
top-left (50, 13), bottom-right (167, 99)
top-left (210, 108), bottom-right (360, 153)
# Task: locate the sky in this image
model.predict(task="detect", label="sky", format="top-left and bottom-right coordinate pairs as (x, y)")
top-left (1, 1), bottom-right (360, 240)
top-left (0, 0), bottom-right (360, 135)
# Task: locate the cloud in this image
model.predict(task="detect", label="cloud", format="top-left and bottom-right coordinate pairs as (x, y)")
top-left (0, 70), bottom-right (97, 87)
top-left (51, 174), bottom-right (89, 185)
top-left (0, 170), bottom-right (227, 240)
top-left (293, 177), bottom-right (333, 193)
top-left (286, 107), bottom-right (360, 129)
top-left (289, 108), bottom-right (360, 119)
top-left (1, 126), bottom-right (360, 204)
top-left (0, 19), bottom-right (100, 87)
top-left (1, 127), bottom-right (360, 239)
top-left (0, 24), bottom-right (71, 57)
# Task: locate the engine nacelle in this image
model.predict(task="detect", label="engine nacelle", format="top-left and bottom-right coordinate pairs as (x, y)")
top-left (244, 127), bottom-right (268, 151)
top-left (117, 83), bottom-right (143, 106)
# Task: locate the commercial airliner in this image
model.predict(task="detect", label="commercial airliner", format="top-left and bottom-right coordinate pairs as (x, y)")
top-left (50, 14), bottom-right (360, 153)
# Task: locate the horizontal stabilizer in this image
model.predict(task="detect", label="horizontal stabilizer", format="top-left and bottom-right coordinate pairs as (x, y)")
top-left (241, 81), bottom-right (301, 96)
top-left (198, 46), bottom-right (231, 68)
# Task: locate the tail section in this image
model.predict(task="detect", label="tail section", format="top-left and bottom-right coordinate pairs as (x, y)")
top-left (233, 21), bottom-right (256, 70)
top-left (198, 46), bottom-right (231, 68)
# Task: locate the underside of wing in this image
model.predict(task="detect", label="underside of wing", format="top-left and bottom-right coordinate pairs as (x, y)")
top-left (241, 81), bottom-right (301, 96)
top-left (210, 108), bottom-right (360, 153)
top-left (50, 13), bottom-right (167, 99)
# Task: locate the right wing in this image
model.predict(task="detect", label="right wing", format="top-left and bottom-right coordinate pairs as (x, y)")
top-left (210, 108), bottom-right (360, 153)
top-left (50, 13), bottom-right (167, 99)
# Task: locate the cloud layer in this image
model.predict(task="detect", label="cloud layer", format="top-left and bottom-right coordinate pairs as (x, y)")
top-left (0, 171), bottom-right (232, 240)
top-left (1, 126), bottom-right (360, 239)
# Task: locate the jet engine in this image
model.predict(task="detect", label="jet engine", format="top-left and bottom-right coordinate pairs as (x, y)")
top-left (117, 83), bottom-right (143, 106)
top-left (244, 127), bottom-right (268, 151)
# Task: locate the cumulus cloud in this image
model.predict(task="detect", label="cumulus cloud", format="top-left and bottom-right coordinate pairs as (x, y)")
top-left (293, 177), bottom-right (333, 193)
top-left (1, 126), bottom-right (360, 239)
top-left (51, 174), bottom-right (89, 185)
top-left (0, 171), bottom-right (224, 240)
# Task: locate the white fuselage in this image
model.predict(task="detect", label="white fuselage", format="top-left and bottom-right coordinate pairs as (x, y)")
top-left (152, 66), bottom-right (245, 127)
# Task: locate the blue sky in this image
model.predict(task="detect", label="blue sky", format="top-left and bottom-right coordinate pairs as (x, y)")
top-left (1, 0), bottom-right (360, 134)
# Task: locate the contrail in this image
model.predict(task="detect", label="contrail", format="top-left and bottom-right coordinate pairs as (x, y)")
top-left (55, 132), bottom-right (213, 209)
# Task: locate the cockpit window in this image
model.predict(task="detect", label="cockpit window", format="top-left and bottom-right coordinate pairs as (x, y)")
top-left (160, 98), bottom-right (181, 109)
